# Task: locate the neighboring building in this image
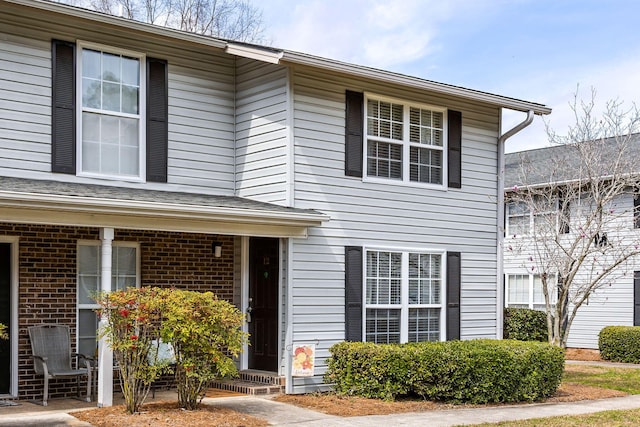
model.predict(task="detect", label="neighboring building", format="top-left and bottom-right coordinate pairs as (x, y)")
top-left (503, 136), bottom-right (640, 349)
top-left (0, 0), bottom-right (550, 402)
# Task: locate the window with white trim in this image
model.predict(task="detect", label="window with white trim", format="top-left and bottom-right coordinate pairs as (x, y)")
top-left (505, 273), bottom-right (556, 310)
top-left (366, 96), bottom-right (446, 185)
top-left (506, 199), bottom-right (560, 237)
top-left (365, 250), bottom-right (444, 343)
top-left (77, 242), bottom-right (140, 357)
top-left (78, 42), bottom-right (145, 179)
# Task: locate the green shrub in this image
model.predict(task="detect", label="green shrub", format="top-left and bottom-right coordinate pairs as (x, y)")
top-left (504, 308), bottom-right (548, 342)
top-left (325, 339), bottom-right (564, 403)
top-left (599, 326), bottom-right (640, 363)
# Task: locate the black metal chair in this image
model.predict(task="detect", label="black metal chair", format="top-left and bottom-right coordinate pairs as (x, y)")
top-left (28, 324), bottom-right (93, 406)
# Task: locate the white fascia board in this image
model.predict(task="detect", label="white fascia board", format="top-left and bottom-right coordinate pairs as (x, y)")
top-left (0, 191), bottom-right (328, 228)
top-left (225, 43), bottom-right (283, 64)
top-left (3, 0), bottom-right (227, 49)
top-left (280, 52), bottom-right (552, 116)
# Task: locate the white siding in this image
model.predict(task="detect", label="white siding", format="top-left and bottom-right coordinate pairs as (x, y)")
top-left (235, 58), bottom-right (289, 205)
top-left (504, 193), bottom-right (640, 348)
top-left (0, 17), bottom-right (236, 195)
top-left (289, 69), bottom-right (501, 393)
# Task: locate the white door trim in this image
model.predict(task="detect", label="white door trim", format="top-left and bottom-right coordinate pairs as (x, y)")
top-left (0, 236), bottom-right (19, 397)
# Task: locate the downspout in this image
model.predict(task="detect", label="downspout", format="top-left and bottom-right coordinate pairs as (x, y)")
top-left (496, 109), bottom-right (534, 339)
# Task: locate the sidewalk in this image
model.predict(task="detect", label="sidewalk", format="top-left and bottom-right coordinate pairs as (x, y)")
top-left (3, 393), bottom-right (640, 427)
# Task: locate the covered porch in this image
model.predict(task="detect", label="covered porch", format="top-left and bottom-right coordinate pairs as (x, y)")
top-left (0, 177), bottom-right (326, 405)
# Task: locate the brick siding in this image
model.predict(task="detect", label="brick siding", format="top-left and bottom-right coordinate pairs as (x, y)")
top-left (0, 224), bottom-right (235, 400)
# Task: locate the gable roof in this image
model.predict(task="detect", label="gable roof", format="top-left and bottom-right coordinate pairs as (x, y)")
top-left (504, 133), bottom-right (640, 188)
top-left (4, 0), bottom-right (550, 116)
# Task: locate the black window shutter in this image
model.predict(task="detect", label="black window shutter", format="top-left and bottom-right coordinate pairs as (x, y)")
top-left (146, 57), bottom-right (168, 183)
top-left (447, 110), bottom-right (462, 188)
top-left (634, 271), bottom-right (640, 326)
top-left (345, 246), bottom-right (363, 341)
top-left (51, 40), bottom-right (76, 174)
top-left (559, 191), bottom-right (570, 234)
top-left (345, 91), bottom-right (363, 177)
top-left (446, 251), bottom-right (461, 340)
top-left (634, 190), bottom-right (640, 229)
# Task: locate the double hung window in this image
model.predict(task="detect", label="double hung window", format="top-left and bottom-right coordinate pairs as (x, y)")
top-left (77, 242), bottom-right (140, 357)
top-left (78, 43), bottom-right (145, 179)
top-left (365, 250), bottom-right (444, 343)
top-left (366, 96), bottom-right (446, 185)
top-left (505, 273), bottom-right (556, 310)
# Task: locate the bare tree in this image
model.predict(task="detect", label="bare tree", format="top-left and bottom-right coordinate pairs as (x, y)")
top-left (504, 89), bottom-right (640, 347)
top-left (56, 0), bottom-right (266, 43)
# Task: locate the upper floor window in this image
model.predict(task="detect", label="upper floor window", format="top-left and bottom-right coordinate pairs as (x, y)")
top-left (506, 198), bottom-right (563, 237)
top-left (78, 42), bottom-right (145, 180)
top-left (365, 96), bottom-right (446, 186)
top-left (365, 249), bottom-right (444, 343)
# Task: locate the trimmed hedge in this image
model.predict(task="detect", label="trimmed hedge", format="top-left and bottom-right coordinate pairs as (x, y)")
top-left (504, 308), bottom-right (548, 342)
top-left (599, 326), bottom-right (640, 363)
top-left (325, 340), bottom-right (564, 403)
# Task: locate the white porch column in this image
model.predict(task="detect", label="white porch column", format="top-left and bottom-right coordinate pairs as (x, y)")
top-left (97, 227), bottom-right (114, 407)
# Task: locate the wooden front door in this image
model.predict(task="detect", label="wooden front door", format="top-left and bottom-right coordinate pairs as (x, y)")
top-left (0, 243), bottom-right (11, 394)
top-left (248, 237), bottom-right (279, 372)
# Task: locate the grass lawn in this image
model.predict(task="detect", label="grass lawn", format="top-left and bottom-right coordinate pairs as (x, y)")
top-left (470, 408), bottom-right (640, 427)
top-left (469, 364), bottom-right (640, 426)
top-left (562, 364), bottom-right (640, 394)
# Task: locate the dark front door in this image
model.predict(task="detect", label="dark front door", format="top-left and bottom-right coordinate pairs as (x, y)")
top-left (248, 237), bottom-right (279, 371)
top-left (0, 243), bottom-right (11, 394)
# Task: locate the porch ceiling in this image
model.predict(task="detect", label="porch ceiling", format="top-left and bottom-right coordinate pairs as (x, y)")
top-left (0, 177), bottom-right (328, 238)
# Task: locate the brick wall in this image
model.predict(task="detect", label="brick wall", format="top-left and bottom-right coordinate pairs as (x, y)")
top-left (0, 224), bottom-right (235, 401)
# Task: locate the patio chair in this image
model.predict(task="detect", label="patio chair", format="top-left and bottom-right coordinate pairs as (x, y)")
top-left (28, 324), bottom-right (93, 406)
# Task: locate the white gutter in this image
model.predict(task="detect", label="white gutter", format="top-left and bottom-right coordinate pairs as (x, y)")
top-left (496, 109), bottom-right (535, 339)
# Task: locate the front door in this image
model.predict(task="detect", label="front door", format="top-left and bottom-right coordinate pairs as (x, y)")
top-left (0, 243), bottom-right (11, 395)
top-left (248, 237), bottom-right (279, 371)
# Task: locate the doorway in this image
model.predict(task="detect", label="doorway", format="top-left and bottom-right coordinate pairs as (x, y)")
top-left (0, 243), bottom-right (11, 395)
top-left (248, 237), bottom-right (279, 372)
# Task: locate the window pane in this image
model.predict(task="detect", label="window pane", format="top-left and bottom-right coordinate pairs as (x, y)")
top-left (367, 99), bottom-right (403, 141)
top-left (121, 57), bottom-right (139, 86)
top-left (102, 82), bottom-right (121, 112)
top-left (410, 147), bottom-right (442, 184)
top-left (82, 78), bottom-right (101, 109)
top-left (366, 251), bottom-right (401, 304)
top-left (408, 308), bottom-right (440, 342)
top-left (366, 308), bottom-right (400, 344)
top-left (78, 310), bottom-right (99, 358)
top-left (82, 49), bottom-right (101, 79)
top-left (409, 107), bottom-right (443, 146)
top-left (102, 52), bottom-right (121, 83)
top-left (122, 85), bottom-right (139, 114)
top-left (408, 253), bottom-right (441, 304)
top-left (367, 141), bottom-right (402, 179)
top-left (508, 275), bottom-right (529, 304)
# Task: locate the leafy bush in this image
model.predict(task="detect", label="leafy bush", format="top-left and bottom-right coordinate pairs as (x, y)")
top-left (98, 287), bottom-right (247, 413)
top-left (0, 323), bottom-right (7, 340)
top-left (504, 308), bottom-right (548, 342)
top-left (599, 326), bottom-right (640, 363)
top-left (325, 339), bottom-right (564, 403)
top-left (97, 287), bottom-right (169, 414)
top-left (159, 289), bottom-right (246, 410)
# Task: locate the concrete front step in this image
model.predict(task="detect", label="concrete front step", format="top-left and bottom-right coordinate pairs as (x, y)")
top-left (209, 370), bottom-right (285, 396)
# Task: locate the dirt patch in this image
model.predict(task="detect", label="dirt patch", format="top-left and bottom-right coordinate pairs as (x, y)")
top-left (72, 401), bottom-right (268, 427)
top-left (565, 348), bottom-right (602, 361)
top-left (273, 381), bottom-right (626, 417)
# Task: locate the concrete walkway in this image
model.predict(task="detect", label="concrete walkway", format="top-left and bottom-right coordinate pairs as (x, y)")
top-left (3, 393), bottom-right (640, 427)
top-left (3, 359), bottom-right (640, 427)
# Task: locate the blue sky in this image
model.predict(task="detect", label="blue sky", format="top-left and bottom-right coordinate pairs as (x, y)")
top-left (259, 0), bottom-right (640, 152)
